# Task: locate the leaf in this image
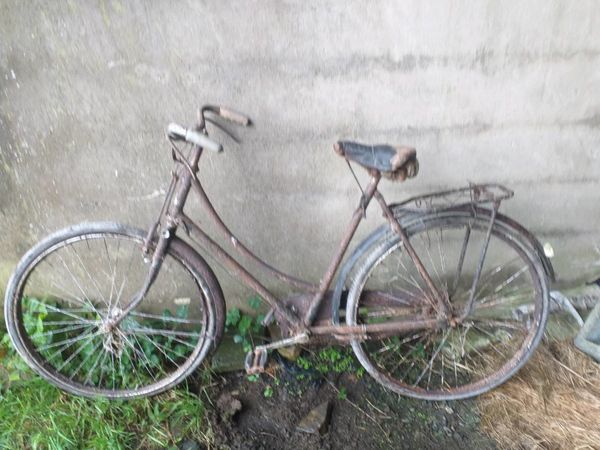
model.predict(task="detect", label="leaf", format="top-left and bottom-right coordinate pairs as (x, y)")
top-left (225, 308), bottom-right (241, 328)
top-left (263, 385), bottom-right (273, 398)
top-left (175, 305), bottom-right (189, 319)
top-left (248, 296), bottom-right (262, 310)
top-left (253, 315), bottom-right (265, 333)
top-left (233, 335), bottom-right (243, 344)
top-left (149, 354), bottom-right (160, 367)
top-left (9, 371), bottom-right (20, 382)
top-left (237, 316), bottom-right (252, 336)
top-left (173, 345), bottom-right (186, 358)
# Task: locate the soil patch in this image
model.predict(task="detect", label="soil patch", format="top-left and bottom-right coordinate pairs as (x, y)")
top-left (202, 360), bottom-right (496, 450)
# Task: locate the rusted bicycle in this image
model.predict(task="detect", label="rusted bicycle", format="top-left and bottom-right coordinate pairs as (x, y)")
top-left (4, 105), bottom-right (554, 400)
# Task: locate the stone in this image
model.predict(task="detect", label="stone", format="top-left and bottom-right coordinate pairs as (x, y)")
top-left (179, 439), bottom-right (203, 450)
top-left (216, 392), bottom-right (243, 421)
top-left (296, 400), bottom-right (332, 435)
top-left (210, 334), bottom-right (247, 373)
top-left (277, 345), bottom-right (302, 361)
top-left (268, 324), bottom-right (301, 361)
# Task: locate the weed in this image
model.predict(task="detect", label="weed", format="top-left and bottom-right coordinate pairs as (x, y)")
top-left (263, 385), bottom-right (273, 398)
top-left (225, 296), bottom-right (265, 353)
top-left (337, 387), bottom-right (347, 400)
top-left (295, 346), bottom-right (363, 377)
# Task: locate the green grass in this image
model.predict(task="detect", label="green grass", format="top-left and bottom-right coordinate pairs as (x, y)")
top-left (296, 346), bottom-right (365, 377)
top-left (0, 329), bottom-right (213, 450)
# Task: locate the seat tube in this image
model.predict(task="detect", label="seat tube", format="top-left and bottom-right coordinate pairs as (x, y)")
top-left (303, 172), bottom-right (381, 326)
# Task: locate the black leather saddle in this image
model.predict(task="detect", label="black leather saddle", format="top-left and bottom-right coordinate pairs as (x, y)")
top-left (334, 141), bottom-right (419, 181)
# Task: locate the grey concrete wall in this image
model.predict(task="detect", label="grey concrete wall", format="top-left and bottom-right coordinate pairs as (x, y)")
top-left (1, 1), bottom-right (599, 306)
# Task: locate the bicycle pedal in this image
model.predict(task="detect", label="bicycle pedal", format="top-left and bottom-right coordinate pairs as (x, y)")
top-left (244, 348), bottom-right (268, 375)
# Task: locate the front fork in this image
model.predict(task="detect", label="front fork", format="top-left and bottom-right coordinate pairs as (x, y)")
top-left (107, 168), bottom-right (187, 329)
top-left (105, 224), bottom-right (174, 330)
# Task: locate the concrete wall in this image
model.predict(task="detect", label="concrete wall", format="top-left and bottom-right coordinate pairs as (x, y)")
top-left (1, 1), bottom-right (599, 306)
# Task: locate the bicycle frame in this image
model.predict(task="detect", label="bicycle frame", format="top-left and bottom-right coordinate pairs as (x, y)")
top-left (113, 138), bottom-right (498, 344)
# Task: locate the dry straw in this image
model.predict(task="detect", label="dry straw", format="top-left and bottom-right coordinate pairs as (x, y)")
top-left (479, 340), bottom-right (600, 449)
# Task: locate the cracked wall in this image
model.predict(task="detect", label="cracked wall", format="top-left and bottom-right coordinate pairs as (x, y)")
top-left (1, 1), bottom-right (599, 306)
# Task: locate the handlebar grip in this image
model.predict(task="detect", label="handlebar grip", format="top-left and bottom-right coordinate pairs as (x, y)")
top-left (218, 107), bottom-right (251, 126)
top-left (167, 123), bottom-right (223, 152)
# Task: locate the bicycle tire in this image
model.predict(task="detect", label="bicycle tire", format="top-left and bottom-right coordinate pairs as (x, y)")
top-left (4, 222), bottom-right (225, 399)
top-left (346, 212), bottom-right (549, 400)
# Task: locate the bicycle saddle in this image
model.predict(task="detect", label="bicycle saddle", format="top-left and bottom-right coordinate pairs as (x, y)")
top-left (334, 141), bottom-right (419, 181)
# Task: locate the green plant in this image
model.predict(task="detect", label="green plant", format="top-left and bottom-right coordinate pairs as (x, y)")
top-left (0, 305), bottom-right (214, 449)
top-left (225, 296), bottom-right (265, 353)
top-left (263, 385), bottom-right (273, 398)
top-left (14, 297), bottom-right (196, 389)
top-left (295, 346), bottom-right (362, 377)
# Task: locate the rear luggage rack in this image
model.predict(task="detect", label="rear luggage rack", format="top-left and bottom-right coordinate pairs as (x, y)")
top-left (390, 183), bottom-right (513, 212)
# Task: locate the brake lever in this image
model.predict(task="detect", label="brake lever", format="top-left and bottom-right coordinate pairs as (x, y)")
top-left (205, 116), bottom-right (240, 144)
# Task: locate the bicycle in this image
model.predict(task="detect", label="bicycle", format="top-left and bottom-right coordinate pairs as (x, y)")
top-left (4, 105), bottom-right (554, 401)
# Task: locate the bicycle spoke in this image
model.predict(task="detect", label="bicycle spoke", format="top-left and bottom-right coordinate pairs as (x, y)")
top-left (124, 326), bottom-right (201, 339)
top-left (451, 225), bottom-right (471, 296)
top-left (115, 242), bottom-right (139, 308)
top-left (138, 335), bottom-right (186, 365)
top-left (48, 331), bottom-right (94, 372)
top-left (38, 322), bottom-right (95, 338)
top-left (82, 344), bottom-right (108, 385)
top-left (54, 253), bottom-right (104, 317)
top-left (128, 310), bottom-right (204, 325)
top-left (103, 237), bottom-right (118, 310)
top-left (28, 300), bottom-right (98, 324)
top-left (38, 330), bottom-right (102, 352)
top-left (68, 339), bottom-right (103, 380)
top-left (69, 245), bottom-right (110, 310)
top-left (38, 261), bottom-right (100, 314)
top-left (472, 256), bottom-right (521, 300)
top-left (117, 329), bottom-right (160, 382)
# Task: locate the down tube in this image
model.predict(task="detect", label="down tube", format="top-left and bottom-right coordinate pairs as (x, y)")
top-left (179, 214), bottom-right (302, 330)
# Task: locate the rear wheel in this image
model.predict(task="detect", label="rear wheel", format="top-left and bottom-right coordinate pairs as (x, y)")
top-left (346, 213), bottom-right (549, 400)
top-left (4, 222), bottom-right (224, 399)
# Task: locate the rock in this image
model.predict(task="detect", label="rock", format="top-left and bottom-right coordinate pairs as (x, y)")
top-left (210, 334), bottom-right (247, 373)
top-left (179, 439), bottom-right (203, 450)
top-left (277, 344), bottom-right (302, 361)
top-left (296, 400), bottom-right (332, 435)
top-left (268, 324), bottom-right (301, 361)
top-left (216, 392), bottom-right (242, 421)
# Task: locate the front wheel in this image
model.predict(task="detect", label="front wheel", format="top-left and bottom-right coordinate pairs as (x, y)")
top-left (346, 213), bottom-right (549, 400)
top-left (4, 222), bottom-right (225, 399)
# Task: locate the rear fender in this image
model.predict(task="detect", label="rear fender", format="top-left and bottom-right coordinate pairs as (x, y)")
top-left (330, 204), bottom-right (555, 325)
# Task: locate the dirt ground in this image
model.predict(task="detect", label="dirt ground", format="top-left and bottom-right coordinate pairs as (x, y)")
top-left (200, 358), bottom-right (496, 450)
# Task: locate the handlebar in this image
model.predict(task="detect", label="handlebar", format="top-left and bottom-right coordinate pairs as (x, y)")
top-left (167, 123), bottom-right (223, 153)
top-left (201, 105), bottom-right (252, 127)
top-left (167, 105), bottom-right (252, 154)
